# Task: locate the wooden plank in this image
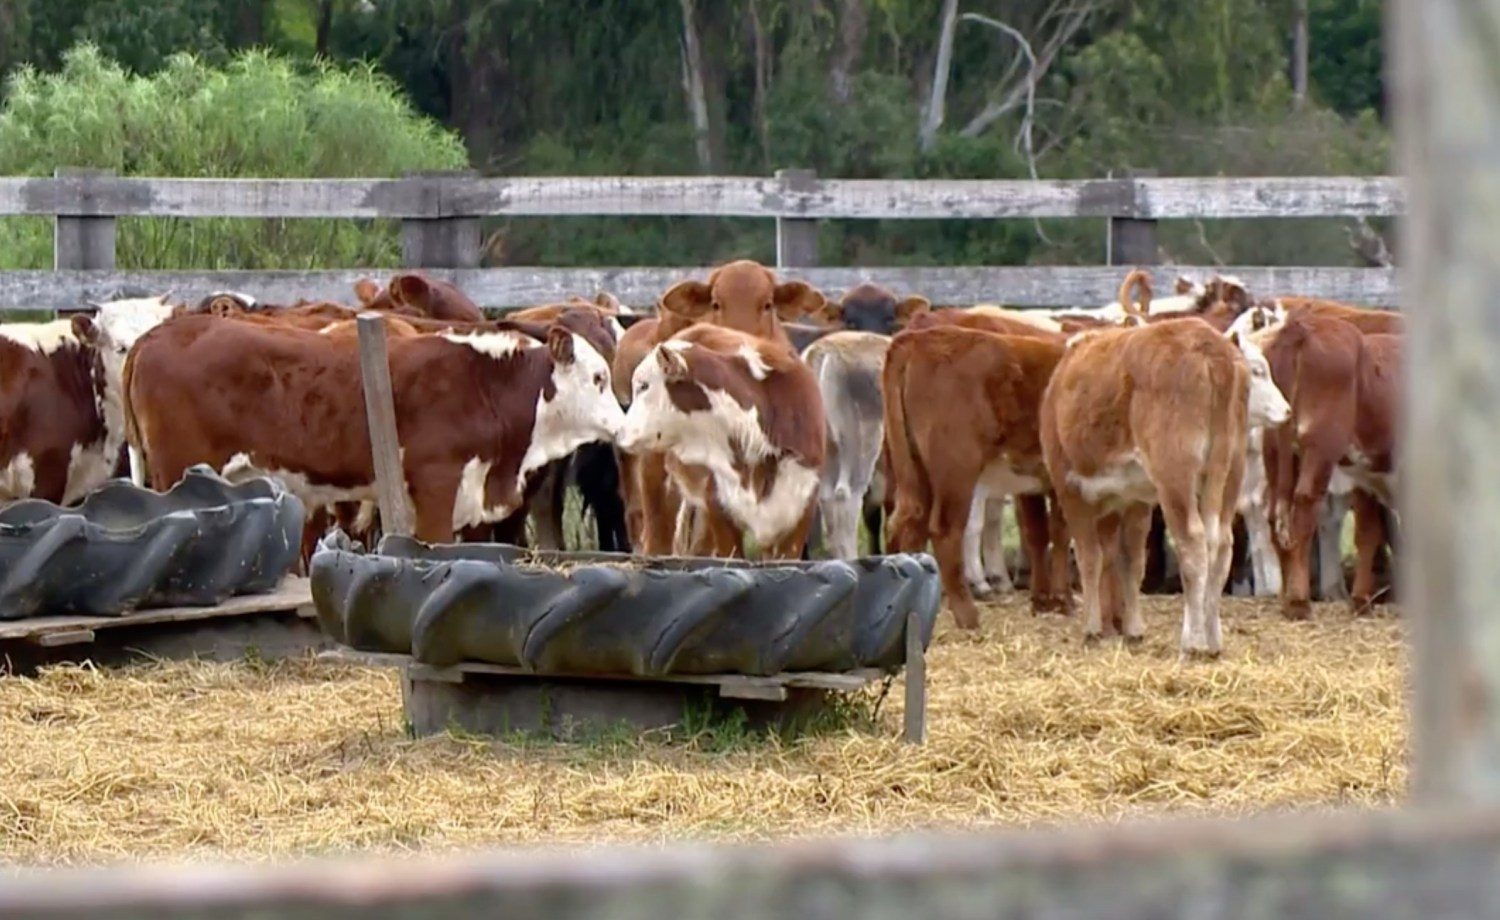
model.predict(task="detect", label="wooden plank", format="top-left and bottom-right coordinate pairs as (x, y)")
top-left (355, 314), bottom-right (415, 538)
top-left (716, 676), bottom-right (789, 701)
top-left (0, 577), bottom-right (312, 642)
top-left (1396, 0), bottom-right (1500, 803)
top-left (401, 170), bottom-right (481, 269)
top-left (34, 629), bottom-right (96, 648)
top-left (0, 265), bottom-right (1401, 312)
top-left (52, 167), bottom-right (116, 271)
top-left (0, 175), bottom-right (1405, 219)
top-left (3, 806), bottom-right (1500, 917)
top-left (904, 610), bottom-right (927, 745)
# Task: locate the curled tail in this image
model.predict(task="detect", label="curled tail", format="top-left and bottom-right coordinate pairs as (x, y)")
top-left (1117, 269), bottom-right (1153, 322)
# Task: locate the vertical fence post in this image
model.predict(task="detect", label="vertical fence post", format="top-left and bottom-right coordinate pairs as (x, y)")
top-left (356, 314), bottom-right (415, 540)
top-left (1395, 0), bottom-right (1500, 804)
top-left (775, 168), bottom-right (820, 270)
top-left (400, 169), bottom-right (480, 270)
top-left (53, 167), bottom-right (117, 273)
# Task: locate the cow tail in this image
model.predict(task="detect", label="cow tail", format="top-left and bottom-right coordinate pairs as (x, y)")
top-left (1117, 269), bottom-right (1152, 321)
top-left (120, 346), bottom-right (149, 487)
top-left (1269, 325), bottom-right (1306, 548)
top-left (880, 337), bottom-right (929, 544)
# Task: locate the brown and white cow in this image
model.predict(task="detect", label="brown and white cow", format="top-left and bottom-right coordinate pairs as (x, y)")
top-left (883, 325), bottom-right (1071, 629)
top-left (0, 296), bottom-right (179, 505)
top-left (353, 272), bottom-right (485, 323)
top-left (617, 325), bottom-right (825, 559)
top-left (1040, 319), bottom-right (1290, 655)
top-left (123, 314), bottom-right (623, 544)
top-left (1257, 311), bottom-right (1400, 618)
top-left (612, 260), bottom-right (825, 555)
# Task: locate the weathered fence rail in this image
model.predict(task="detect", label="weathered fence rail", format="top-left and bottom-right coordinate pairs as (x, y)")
top-left (0, 170), bottom-right (1403, 310)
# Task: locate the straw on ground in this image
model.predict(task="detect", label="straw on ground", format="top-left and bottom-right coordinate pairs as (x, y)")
top-left (0, 595), bottom-right (1404, 866)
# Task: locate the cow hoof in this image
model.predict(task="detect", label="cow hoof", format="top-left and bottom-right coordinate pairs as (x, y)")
top-left (1082, 631), bottom-right (1104, 646)
top-left (1122, 634), bottom-right (1145, 648)
top-left (1282, 600), bottom-right (1313, 622)
top-left (986, 578), bottom-right (1014, 595)
top-left (969, 581), bottom-right (993, 600)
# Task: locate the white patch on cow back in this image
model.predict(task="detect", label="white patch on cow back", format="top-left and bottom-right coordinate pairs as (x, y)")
top-left (0, 452), bottom-right (36, 501)
top-left (0, 320), bottom-right (78, 355)
top-left (61, 441), bottom-right (117, 506)
top-left (1067, 451), bottom-right (1156, 508)
top-left (736, 343), bottom-right (771, 381)
top-left (441, 330), bottom-right (531, 360)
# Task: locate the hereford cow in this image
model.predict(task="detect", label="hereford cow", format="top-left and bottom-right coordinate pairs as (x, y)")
top-left (0, 296), bottom-right (178, 505)
top-left (1040, 320), bottom-right (1290, 655)
top-left (1258, 311), bottom-right (1400, 618)
top-left (617, 325), bottom-right (825, 559)
top-left (353, 272), bottom-right (485, 323)
top-left (883, 326), bottom-right (1071, 629)
top-left (124, 315), bottom-right (623, 544)
top-left (612, 260), bottom-right (825, 555)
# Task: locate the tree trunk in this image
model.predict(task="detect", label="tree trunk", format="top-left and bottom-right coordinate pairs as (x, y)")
top-left (234, 0), bottom-right (268, 47)
top-left (679, 0), bottom-right (715, 173)
top-left (828, 0), bottom-right (869, 106)
top-left (749, 0), bottom-right (772, 168)
top-left (919, 0), bottom-right (961, 153)
top-left (1292, 0), bottom-right (1309, 108)
top-left (315, 0), bottom-right (337, 57)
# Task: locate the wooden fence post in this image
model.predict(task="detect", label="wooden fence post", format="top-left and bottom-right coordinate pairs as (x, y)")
top-left (356, 314), bottom-right (415, 539)
top-left (53, 167), bottom-right (117, 272)
top-left (401, 169), bottom-right (480, 270)
top-left (1395, 0), bottom-right (1500, 804)
top-left (775, 168), bottom-right (819, 270)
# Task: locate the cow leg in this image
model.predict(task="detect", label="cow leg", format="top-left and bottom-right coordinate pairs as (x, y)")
top-left (1228, 517), bottom-right (1253, 597)
top-left (1046, 494), bottom-right (1074, 614)
top-left (1351, 489), bottom-right (1388, 615)
top-left (1141, 510), bottom-right (1169, 593)
top-left (1059, 496), bottom-right (1106, 643)
top-left (1314, 489), bottom-right (1351, 601)
top-left (818, 488), bottom-right (860, 560)
top-left (1094, 513), bottom-right (1125, 637)
top-left (1245, 496), bottom-right (1282, 598)
top-left (616, 449), bottom-right (643, 551)
top-left (862, 483), bottom-right (884, 555)
top-left (962, 485), bottom-right (993, 598)
top-left (698, 503), bottom-right (743, 558)
top-left (1277, 463), bottom-right (1333, 621)
top-left (637, 452), bottom-right (679, 556)
top-left (1159, 488), bottom-right (1211, 655)
top-left (410, 471), bottom-right (463, 544)
top-left (982, 497), bottom-right (1013, 593)
top-left (1117, 503), bottom-right (1154, 642)
top-left (299, 507), bottom-right (332, 574)
top-left (930, 482), bottom-right (984, 630)
top-left (529, 459), bottom-right (567, 552)
top-left (1017, 493), bottom-right (1060, 614)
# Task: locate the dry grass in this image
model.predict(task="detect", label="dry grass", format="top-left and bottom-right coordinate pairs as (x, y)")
top-left (0, 595), bottom-right (1405, 866)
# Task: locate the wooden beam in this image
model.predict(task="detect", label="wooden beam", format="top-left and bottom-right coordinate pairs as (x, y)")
top-left (0, 265), bottom-right (1400, 313)
top-left (4, 806), bottom-right (1500, 917)
top-left (0, 175), bottom-right (1407, 219)
top-left (775, 168), bottom-right (820, 268)
top-left (52, 167), bottom-right (116, 272)
top-left (903, 610), bottom-right (927, 745)
top-left (1394, 0), bottom-right (1500, 804)
top-left (354, 315), bottom-right (415, 539)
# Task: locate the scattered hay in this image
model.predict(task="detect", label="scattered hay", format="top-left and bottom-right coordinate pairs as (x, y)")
top-left (0, 595), bottom-right (1405, 866)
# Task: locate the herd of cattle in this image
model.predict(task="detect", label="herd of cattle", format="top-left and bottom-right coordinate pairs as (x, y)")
top-left (0, 259), bottom-right (1399, 656)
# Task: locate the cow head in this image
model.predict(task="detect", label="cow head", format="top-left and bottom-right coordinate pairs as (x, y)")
top-left (818, 283), bottom-right (930, 335)
top-left (356, 272), bottom-right (484, 323)
top-left (534, 326), bottom-right (626, 452)
top-left (618, 342), bottom-right (703, 455)
top-left (1199, 275), bottom-right (1252, 316)
top-left (658, 260), bottom-right (826, 342)
top-left (1228, 330), bottom-right (1291, 429)
top-left (1223, 299), bottom-right (1287, 340)
top-left (73, 295), bottom-right (179, 377)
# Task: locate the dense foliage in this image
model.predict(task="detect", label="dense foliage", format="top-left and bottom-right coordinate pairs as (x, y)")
top-left (0, 0), bottom-right (1390, 271)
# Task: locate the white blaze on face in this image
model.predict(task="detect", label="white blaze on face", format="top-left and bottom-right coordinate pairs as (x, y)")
top-left (518, 332), bottom-right (624, 491)
top-left (1232, 332), bottom-right (1291, 429)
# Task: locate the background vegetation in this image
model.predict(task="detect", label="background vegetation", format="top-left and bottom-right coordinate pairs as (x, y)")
top-left (0, 0), bottom-right (1390, 272)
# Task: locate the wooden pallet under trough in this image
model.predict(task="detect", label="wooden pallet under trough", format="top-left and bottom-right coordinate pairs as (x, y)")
top-left (0, 577), bottom-right (323, 672)
top-left (321, 610), bottom-right (928, 744)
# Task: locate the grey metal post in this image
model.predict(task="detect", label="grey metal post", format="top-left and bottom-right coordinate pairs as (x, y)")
top-left (53, 167), bottom-right (117, 272)
top-left (775, 168), bottom-right (819, 269)
top-left (355, 314), bottom-right (415, 539)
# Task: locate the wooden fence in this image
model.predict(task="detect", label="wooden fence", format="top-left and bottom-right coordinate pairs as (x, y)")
top-left (0, 169), bottom-right (1402, 311)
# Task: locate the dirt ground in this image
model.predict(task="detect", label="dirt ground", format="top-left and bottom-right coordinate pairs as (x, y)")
top-left (0, 594), bottom-right (1405, 866)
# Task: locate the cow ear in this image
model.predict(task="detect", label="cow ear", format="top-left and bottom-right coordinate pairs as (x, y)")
top-left (1174, 275), bottom-right (1196, 296)
top-left (812, 298), bottom-right (845, 326)
top-left (1225, 283), bottom-right (1250, 314)
top-left (894, 295), bottom-right (931, 325)
top-left (1227, 331), bottom-right (1242, 350)
top-left (659, 280), bottom-right (713, 319)
top-left (391, 273), bottom-right (430, 309)
top-left (593, 292), bottom-right (622, 315)
top-left (354, 279), bottom-right (381, 305)
top-left (71, 313), bottom-right (98, 344)
top-left (656, 345), bottom-right (690, 381)
top-left (546, 326), bottom-right (576, 365)
top-left (773, 280), bottom-right (826, 322)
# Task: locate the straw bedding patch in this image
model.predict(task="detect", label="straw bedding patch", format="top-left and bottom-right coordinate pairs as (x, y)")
top-left (0, 595), bottom-right (1404, 866)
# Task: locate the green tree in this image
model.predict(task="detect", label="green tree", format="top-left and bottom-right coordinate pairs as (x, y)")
top-left (0, 44), bottom-right (468, 270)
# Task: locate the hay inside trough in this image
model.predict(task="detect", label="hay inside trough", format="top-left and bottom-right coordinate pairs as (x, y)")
top-left (0, 595), bottom-right (1405, 866)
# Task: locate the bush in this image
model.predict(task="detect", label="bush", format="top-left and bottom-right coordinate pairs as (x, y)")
top-left (0, 44), bottom-right (468, 271)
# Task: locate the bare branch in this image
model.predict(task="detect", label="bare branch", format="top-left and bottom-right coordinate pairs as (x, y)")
top-left (1346, 216), bottom-right (1395, 267)
top-left (919, 0), bottom-right (961, 153)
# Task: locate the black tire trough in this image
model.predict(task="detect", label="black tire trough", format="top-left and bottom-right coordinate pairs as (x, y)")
top-left (0, 465), bottom-right (306, 619)
top-left (311, 533), bottom-right (942, 677)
